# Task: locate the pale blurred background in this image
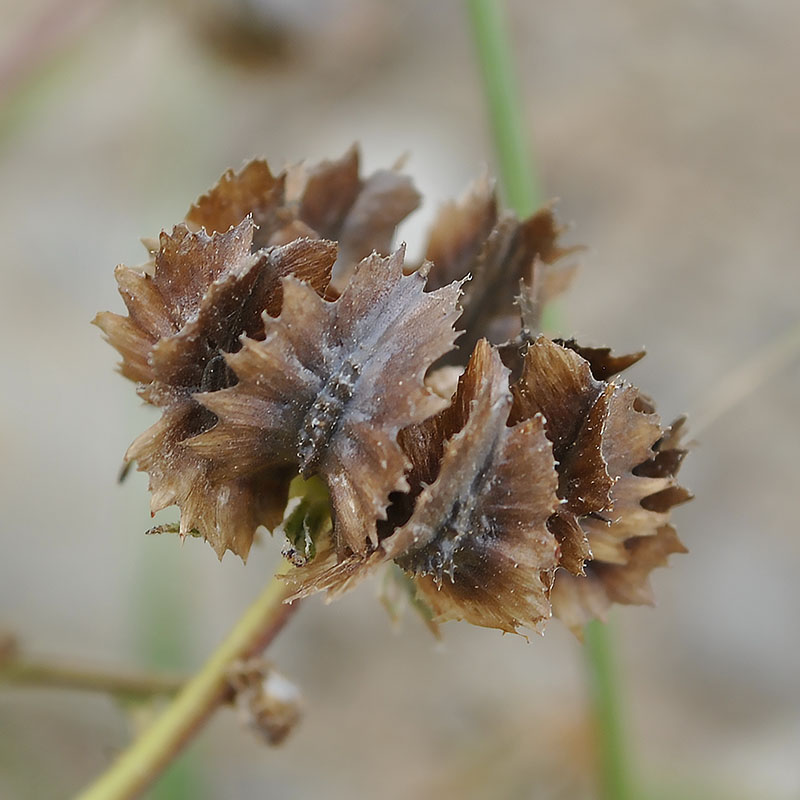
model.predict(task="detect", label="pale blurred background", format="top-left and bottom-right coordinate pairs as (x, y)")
top-left (1, 1), bottom-right (799, 798)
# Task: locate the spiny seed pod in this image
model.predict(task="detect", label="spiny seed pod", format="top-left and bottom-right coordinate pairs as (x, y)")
top-left (187, 247), bottom-right (463, 554)
top-left (287, 335), bottom-right (689, 636)
top-left (287, 340), bottom-right (561, 635)
top-left (185, 145), bottom-right (420, 283)
top-left (94, 217), bottom-right (336, 558)
top-left (509, 336), bottom-right (691, 635)
top-left (422, 175), bottom-right (581, 364)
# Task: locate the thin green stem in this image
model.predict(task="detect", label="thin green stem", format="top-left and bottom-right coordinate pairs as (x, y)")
top-left (465, 4), bottom-right (633, 799)
top-left (465, 0), bottom-right (541, 216)
top-left (584, 620), bottom-right (634, 800)
top-left (135, 537), bottom-right (202, 799)
top-left (76, 561), bottom-right (299, 800)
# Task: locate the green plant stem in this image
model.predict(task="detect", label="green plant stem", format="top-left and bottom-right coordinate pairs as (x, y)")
top-left (77, 562), bottom-right (299, 800)
top-left (135, 538), bottom-right (202, 799)
top-left (0, 659), bottom-right (185, 700)
top-left (465, 4), bottom-right (633, 799)
top-left (465, 0), bottom-right (541, 216)
top-left (584, 620), bottom-right (634, 800)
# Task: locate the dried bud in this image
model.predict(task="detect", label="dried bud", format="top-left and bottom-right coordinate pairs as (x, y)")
top-left (227, 659), bottom-right (303, 746)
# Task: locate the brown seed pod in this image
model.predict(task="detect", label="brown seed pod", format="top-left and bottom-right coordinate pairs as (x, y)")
top-left (286, 336), bottom-right (689, 637)
top-left (287, 340), bottom-right (561, 635)
top-left (509, 336), bottom-right (613, 574)
top-left (186, 145), bottom-right (420, 283)
top-left (389, 341), bottom-right (560, 633)
top-left (510, 336), bottom-right (691, 634)
top-left (94, 218), bottom-right (337, 559)
top-left (188, 247), bottom-right (463, 554)
top-left (550, 412), bottom-right (690, 636)
top-left (422, 176), bottom-right (581, 364)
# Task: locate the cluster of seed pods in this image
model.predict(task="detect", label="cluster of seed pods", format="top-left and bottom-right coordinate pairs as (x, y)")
top-left (96, 147), bottom-right (689, 635)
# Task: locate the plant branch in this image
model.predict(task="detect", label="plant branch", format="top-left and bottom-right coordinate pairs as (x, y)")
top-left (76, 560), bottom-right (299, 800)
top-left (0, 657), bottom-right (185, 700)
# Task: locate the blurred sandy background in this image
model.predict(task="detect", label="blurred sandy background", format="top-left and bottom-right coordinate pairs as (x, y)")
top-left (1, 1), bottom-right (799, 798)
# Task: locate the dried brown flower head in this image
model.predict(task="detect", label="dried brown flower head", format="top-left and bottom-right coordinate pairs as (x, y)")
top-left (97, 150), bottom-right (690, 635)
top-left (287, 340), bottom-right (561, 635)
top-left (186, 145), bottom-right (420, 284)
top-left (188, 247), bottom-right (462, 554)
top-left (95, 149), bottom-right (420, 559)
top-left (422, 176), bottom-right (581, 364)
top-left (509, 336), bottom-right (690, 634)
top-left (285, 336), bottom-right (689, 636)
top-left (95, 218), bottom-right (336, 558)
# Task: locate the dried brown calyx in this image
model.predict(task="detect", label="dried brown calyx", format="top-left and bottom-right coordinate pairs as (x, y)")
top-left (286, 335), bottom-right (689, 637)
top-left (97, 148), bottom-right (691, 635)
top-left (286, 340), bottom-right (561, 635)
top-left (549, 419), bottom-right (690, 636)
top-left (422, 176), bottom-right (581, 366)
top-left (186, 144), bottom-right (420, 286)
top-left (188, 247), bottom-right (462, 555)
top-left (509, 336), bottom-right (691, 635)
top-left (94, 217), bottom-right (336, 558)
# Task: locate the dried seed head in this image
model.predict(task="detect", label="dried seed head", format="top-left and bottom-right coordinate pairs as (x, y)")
top-left (287, 340), bottom-right (561, 635)
top-left (389, 341), bottom-right (560, 633)
top-left (510, 337), bottom-right (690, 635)
top-left (186, 145), bottom-right (420, 283)
top-left (422, 177), bottom-right (581, 364)
top-left (189, 247), bottom-right (463, 554)
top-left (95, 218), bottom-right (337, 559)
top-left (96, 149), bottom-right (420, 560)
